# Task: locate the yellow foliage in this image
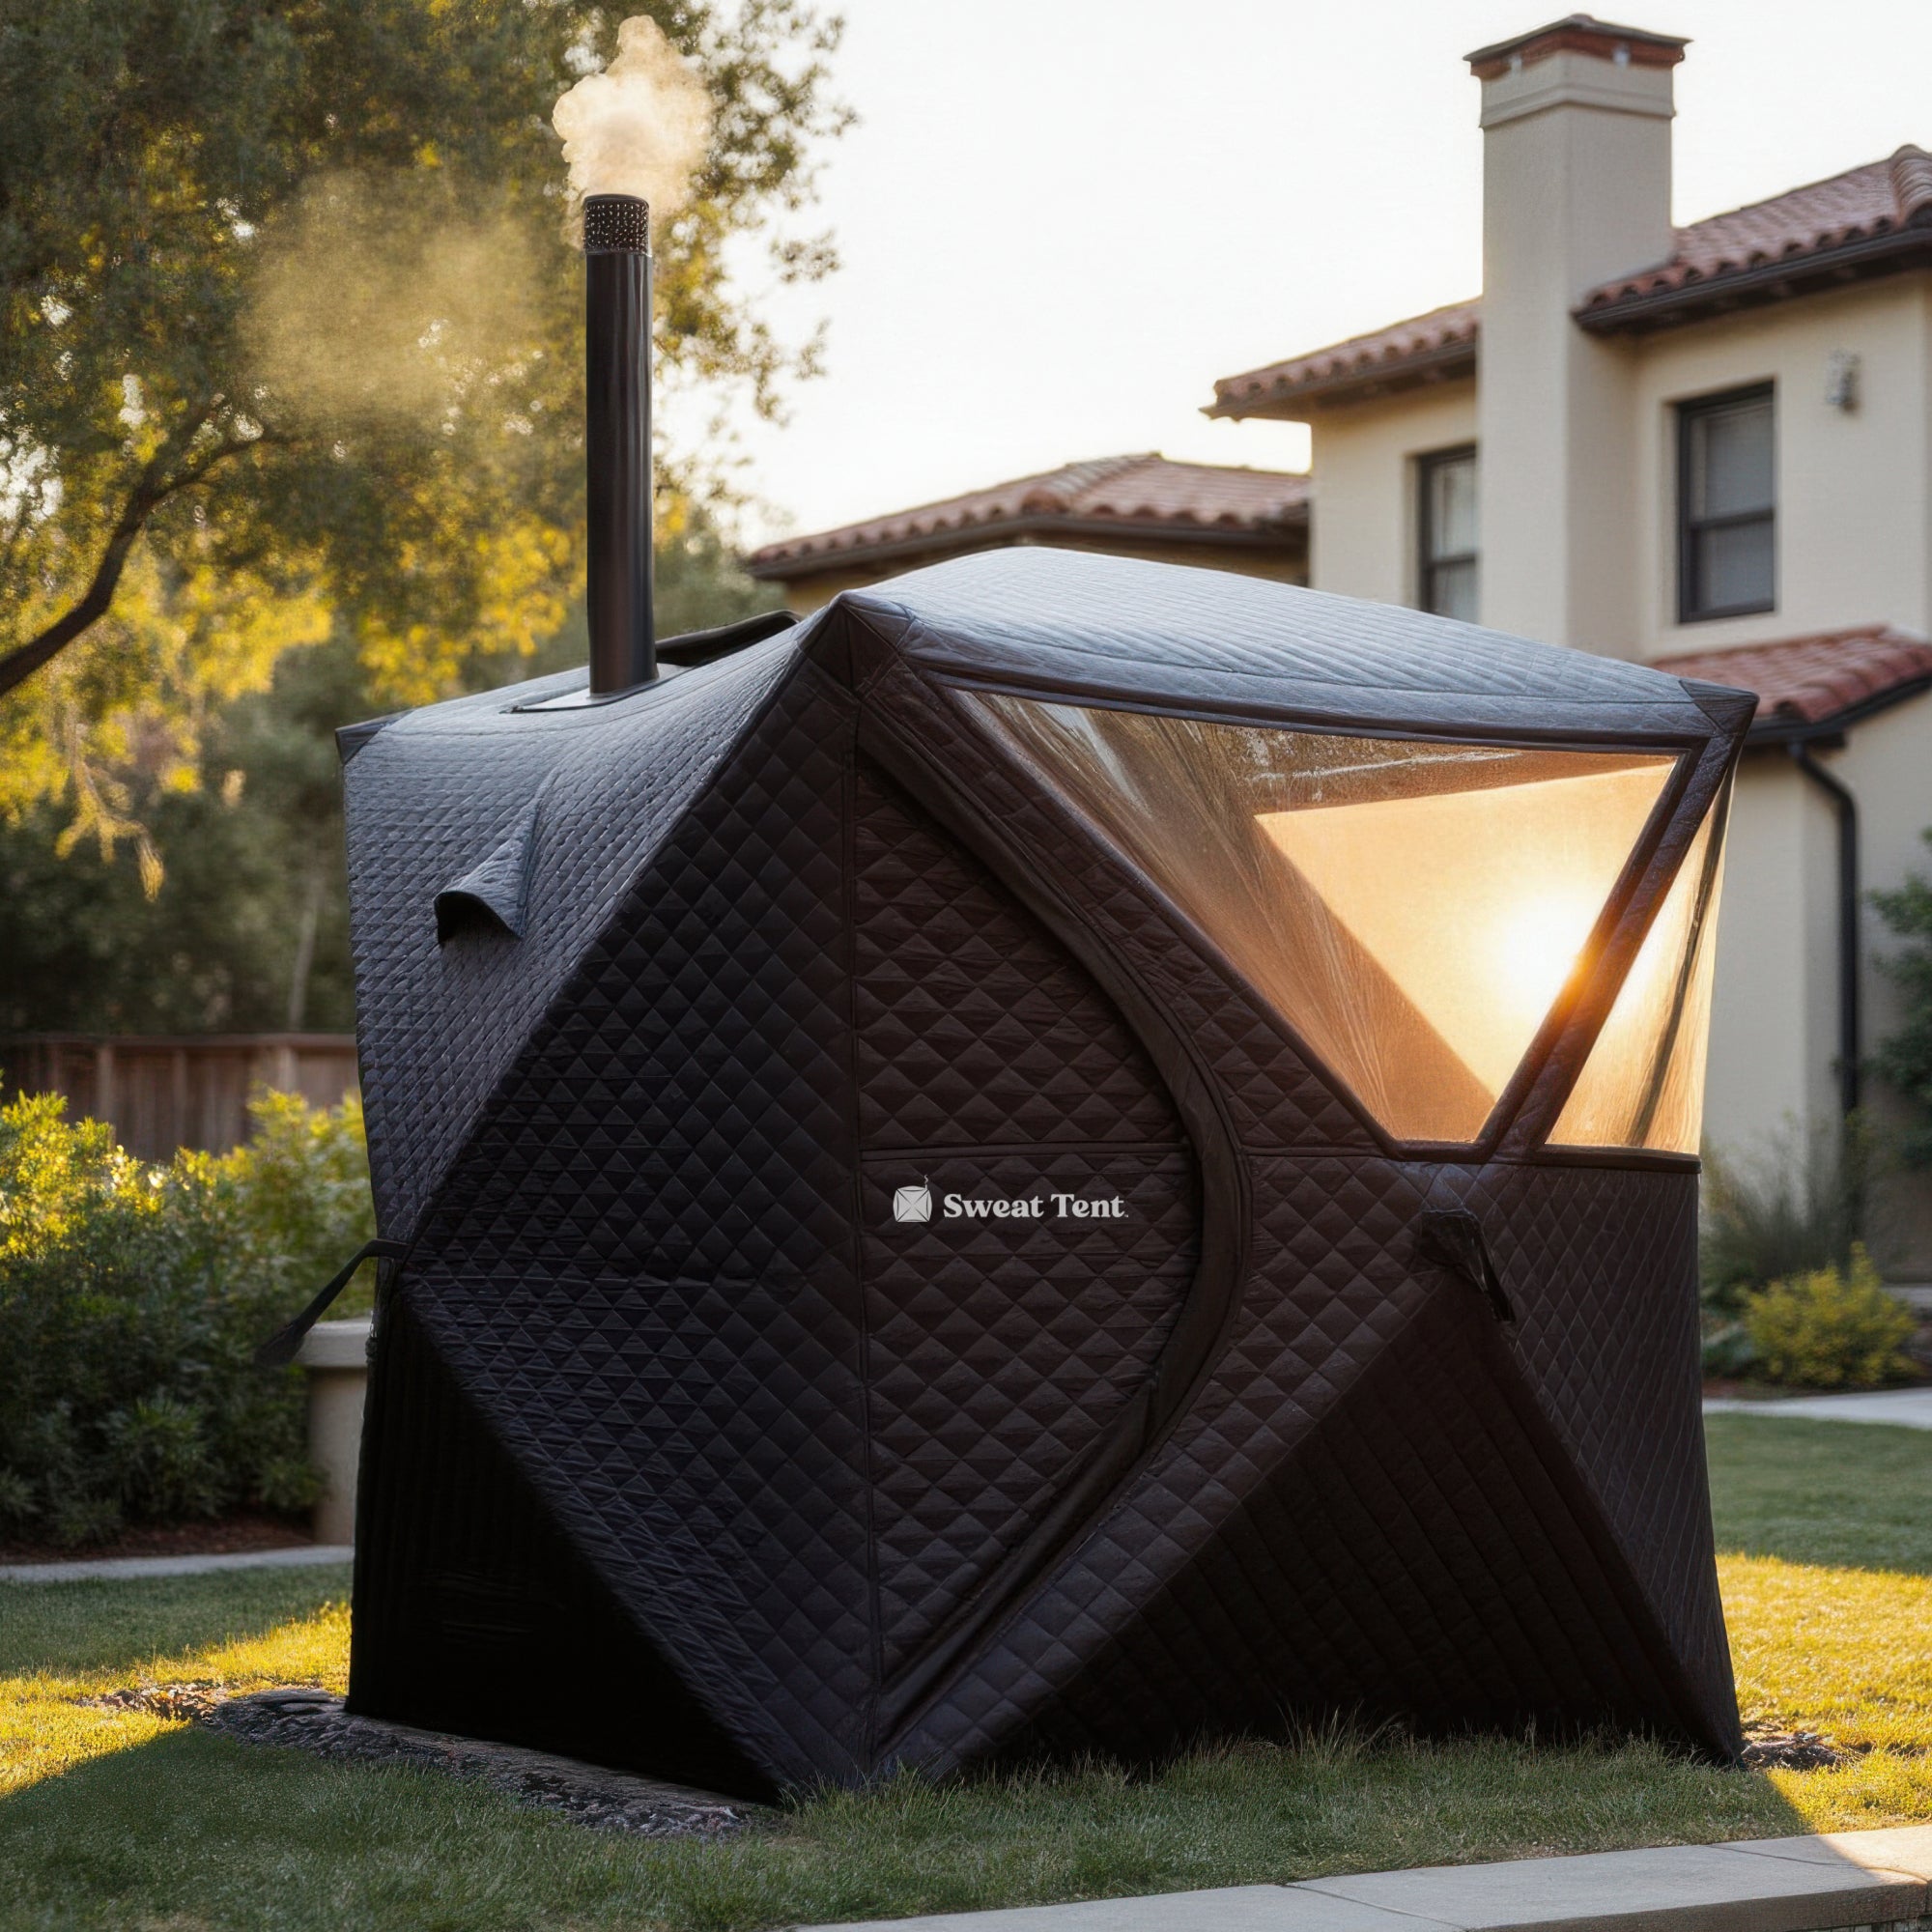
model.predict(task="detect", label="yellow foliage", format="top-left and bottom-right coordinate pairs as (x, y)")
top-left (0, 543), bottom-right (332, 889)
top-left (1744, 1244), bottom-right (1917, 1389)
top-left (2, 0), bottom-right (849, 906)
top-left (356, 508), bottom-right (582, 706)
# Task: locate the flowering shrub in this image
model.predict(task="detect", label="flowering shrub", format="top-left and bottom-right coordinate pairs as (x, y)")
top-left (0, 1089), bottom-right (374, 1547)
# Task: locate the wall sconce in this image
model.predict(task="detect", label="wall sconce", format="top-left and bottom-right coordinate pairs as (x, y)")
top-left (1826, 350), bottom-right (1861, 412)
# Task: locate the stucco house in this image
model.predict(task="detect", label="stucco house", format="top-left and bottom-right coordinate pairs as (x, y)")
top-left (1208, 13), bottom-right (1932, 1259)
top-left (752, 14), bottom-right (1932, 1262)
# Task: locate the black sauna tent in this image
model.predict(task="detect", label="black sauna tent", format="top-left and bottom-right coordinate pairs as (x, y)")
top-left (338, 547), bottom-right (1752, 1796)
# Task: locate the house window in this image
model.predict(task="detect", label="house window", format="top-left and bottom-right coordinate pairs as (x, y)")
top-left (1678, 386), bottom-right (1775, 621)
top-left (1417, 446), bottom-right (1479, 622)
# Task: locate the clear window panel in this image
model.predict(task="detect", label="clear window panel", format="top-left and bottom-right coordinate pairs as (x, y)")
top-left (967, 695), bottom-right (1676, 1145)
top-left (1429, 456), bottom-right (1479, 559)
top-left (1698, 520), bottom-right (1774, 612)
top-left (1690, 399), bottom-right (1774, 519)
top-left (1550, 792), bottom-right (1729, 1155)
top-left (1430, 557), bottom-right (1480, 623)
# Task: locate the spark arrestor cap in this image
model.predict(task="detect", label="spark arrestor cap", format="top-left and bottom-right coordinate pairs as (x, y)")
top-left (583, 193), bottom-right (649, 252)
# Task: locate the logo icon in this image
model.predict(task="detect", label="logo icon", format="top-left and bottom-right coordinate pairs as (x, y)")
top-left (893, 1179), bottom-right (933, 1224)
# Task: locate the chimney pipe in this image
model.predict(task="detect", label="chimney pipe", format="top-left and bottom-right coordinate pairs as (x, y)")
top-left (583, 192), bottom-right (656, 695)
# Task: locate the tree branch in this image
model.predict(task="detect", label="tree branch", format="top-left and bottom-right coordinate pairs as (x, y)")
top-left (0, 419), bottom-right (269, 701)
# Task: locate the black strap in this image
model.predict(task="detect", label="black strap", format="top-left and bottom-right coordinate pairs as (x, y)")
top-left (1414, 1208), bottom-right (1515, 1324)
top-left (254, 1238), bottom-right (411, 1368)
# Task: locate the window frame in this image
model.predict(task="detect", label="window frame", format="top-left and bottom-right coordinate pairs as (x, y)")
top-left (1415, 443), bottom-right (1479, 622)
top-left (1676, 384), bottom-right (1776, 624)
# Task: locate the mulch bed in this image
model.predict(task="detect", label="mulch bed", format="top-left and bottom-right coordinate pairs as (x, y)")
top-left (1740, 1721), bottom-right (1871, 1770)
top-left (1701, 1369), bottom-right (1932, 1402)
top-left (79, 1684), bottom-right (760, 1836)
top-left (0, 1512), bottom-right (315, 1567)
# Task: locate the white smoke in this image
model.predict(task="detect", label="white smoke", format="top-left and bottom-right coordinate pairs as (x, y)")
top-left (242, 174), bottom-right (541, 428)
top-left (552, 15), bottom-right (714, 247)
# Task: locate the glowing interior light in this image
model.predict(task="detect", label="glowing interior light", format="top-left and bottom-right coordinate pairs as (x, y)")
top-left (1495, 889), bottom-right (1611, 1030)
top-left (1256, 763), bottom-right (1669, 1101)
top-left (964, 693), bottom-right (1693, 1146)
top-left (1552, 799), bottom-right (1728, 1154)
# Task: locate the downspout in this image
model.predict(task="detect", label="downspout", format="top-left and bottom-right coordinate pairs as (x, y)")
top-left (1747, 673), bottom-right (1931, 1120)
top-left (1785, 740), bottom-right (1861, 1118)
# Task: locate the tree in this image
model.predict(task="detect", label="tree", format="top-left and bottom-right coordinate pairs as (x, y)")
top-left (0, 639), bottom-right (363, 1035)
top-left (0, 499), bottom-right (779, 1037)
top-left (0, 0), bottom-right (844, 870)
top-left (1872, 829), bottom-right (1932, 1165)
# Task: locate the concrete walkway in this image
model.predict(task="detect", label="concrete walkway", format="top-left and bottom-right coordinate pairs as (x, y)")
top-left (800, 1826), bottom-right (1932, 1930)
top-left (0, 1545), bottom-right (352, 1585)
top-left (1704, 1386), bottom-right (1932, 1429)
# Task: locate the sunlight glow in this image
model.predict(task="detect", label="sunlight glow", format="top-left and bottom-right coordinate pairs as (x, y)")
top-left (1257, 761), bottom-right (1668, 1102)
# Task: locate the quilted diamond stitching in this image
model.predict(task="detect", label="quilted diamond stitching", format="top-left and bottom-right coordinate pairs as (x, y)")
top-left (1446, 1162), bottom-right (1732, 1710)
top-left (890, 1153), bottom-right (1735, 1772)
top-left (961, 1290), bottom-right (1703, 1765)
top-left (863, 666), bottom-right (1375, 1151)
top-left (854, 763), bottom-right (1183, 1150)
top-left (403, 667), bottom-right (873, 1789)
top-left (344, 639), bottom-right (797, 1237)
top-left (863, 1151), bottom-right (1196, 1673)
top-left (342, 575), bottom-right (1737, 1793)
top-left (859, 549), bottom-right (1722, 738)
top-left (852, 766), bottom-right (1198, 1674)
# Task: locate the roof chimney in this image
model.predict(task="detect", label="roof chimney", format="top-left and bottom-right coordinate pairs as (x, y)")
top-left (1467, 15), bottom-right (1687, 654)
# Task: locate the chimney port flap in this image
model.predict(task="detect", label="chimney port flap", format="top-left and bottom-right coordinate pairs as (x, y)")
top-left (435, 798), bottom-right (540, 944)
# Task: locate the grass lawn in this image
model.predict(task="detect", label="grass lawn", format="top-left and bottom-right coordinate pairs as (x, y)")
top-left (0, 1413), bottom-right (1927, 1930)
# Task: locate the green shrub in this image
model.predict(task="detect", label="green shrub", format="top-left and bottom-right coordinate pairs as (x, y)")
top-left (1699, 1316), bottom-right (1757, 1379)
top-left (0, 1088), bottom-right (375, 1546)
top-left (1700, 1116), bottom-right (1888, 1314)
top-left (1742, 1244), bottom-right (1916, 1390)
top-left (214, 1089), bottom-right (377, 1318)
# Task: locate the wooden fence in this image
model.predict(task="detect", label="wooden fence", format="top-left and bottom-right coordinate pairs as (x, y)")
top-left (1, 1034), bottom-right (359, 1161)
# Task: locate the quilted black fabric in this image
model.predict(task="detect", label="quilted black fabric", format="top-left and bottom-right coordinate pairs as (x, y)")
top-left (349, 1293), bottom-right (773, 1796)
top-left (853, 765), bottom-right (1198, 1673)
top-left (341, 547), bottom-right (1748, 1793)
top-left (343, 637), bottom-right (798, 1238)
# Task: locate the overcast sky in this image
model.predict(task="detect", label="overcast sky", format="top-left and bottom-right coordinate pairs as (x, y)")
top-left (714, 0), bottom-right (1932, 547)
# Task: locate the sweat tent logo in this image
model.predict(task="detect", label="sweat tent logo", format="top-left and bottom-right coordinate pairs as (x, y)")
top-left (891, 1180), bottom-right (1129, 1222)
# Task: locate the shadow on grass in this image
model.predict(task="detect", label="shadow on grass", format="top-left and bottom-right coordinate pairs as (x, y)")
top-left (2, 1414), bottom-right (1910, 1928)
top-left (1705, 1414), bottom-right (1932, 1575)
top-left (0, 1724), bottom-right (638, 1932)
top-left (0, 1563), bottom-right (353, 1682)
top-left (0, 1715), bottom-right (1817, 1932)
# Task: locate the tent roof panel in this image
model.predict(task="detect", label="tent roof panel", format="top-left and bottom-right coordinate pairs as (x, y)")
top-left (842, 549), bottom-right (1736, 741)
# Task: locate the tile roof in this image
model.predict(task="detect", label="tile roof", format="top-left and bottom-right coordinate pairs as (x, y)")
top-left (745, 455), bottom-right (1309, 578)
top-left (1582, 146), bottom-right (1932, 326)
top-left (1653, 626), bottom-right (1932, 733)
top-left (1207, 300), bottom-right (1480, 417)
top-left (1210, 148), bottom-right (1932, 416)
